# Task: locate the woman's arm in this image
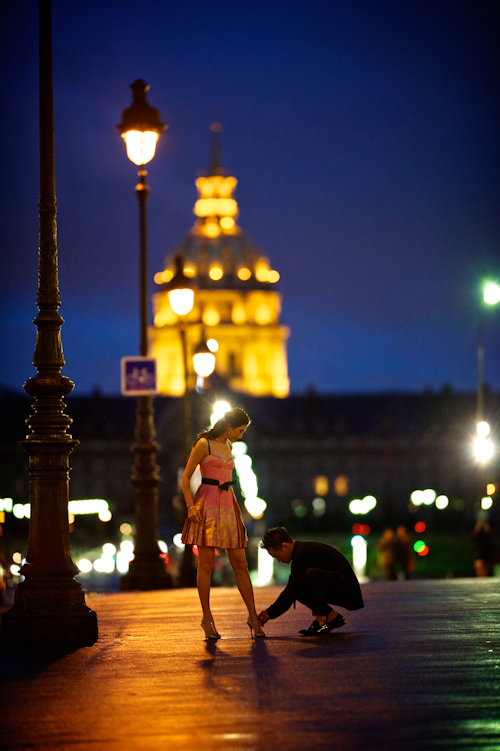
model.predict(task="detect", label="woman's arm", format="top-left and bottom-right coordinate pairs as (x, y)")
top-left (181, 439), bottom-right (208, 523)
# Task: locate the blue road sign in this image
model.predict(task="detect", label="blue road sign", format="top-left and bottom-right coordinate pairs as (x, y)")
top-left (121, 357), bottom-right (158, 396)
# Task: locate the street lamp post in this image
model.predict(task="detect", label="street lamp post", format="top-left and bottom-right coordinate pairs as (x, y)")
top-left (477, 281), bottom-right (500, 428)
top-left (117, 80), bottom-right (171, 590)
top-left (165, 260), bottom-right (217, 586)
top-left (166, 259), bottom-right (197, 587)
top-left (166, 256), bottom-right (196, 464)
top-left (1, 0), bottom-right (97, 645)
top-left (473, 281), bottom-right (500, 510)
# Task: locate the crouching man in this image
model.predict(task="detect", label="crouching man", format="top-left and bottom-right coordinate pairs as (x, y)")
top-left (258, 527), bottom-right (364, 635)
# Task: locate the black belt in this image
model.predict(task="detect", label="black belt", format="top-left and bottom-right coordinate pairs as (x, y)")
top-left (201, 478), bottom-right (236, 492)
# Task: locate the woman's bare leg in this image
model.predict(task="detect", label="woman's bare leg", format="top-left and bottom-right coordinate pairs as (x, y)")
top-left (197, 547), bottom-right (216, 634)
top-left (227, 548), bottom-right (259, 621)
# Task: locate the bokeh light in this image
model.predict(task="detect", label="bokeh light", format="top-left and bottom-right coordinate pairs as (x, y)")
top-left (210, 400), bottom-right (231, 425)
top-left (77, 559), bottom-right (92, 573)
top-left (349, 496), bottom-right (377, 514)
top-left (352, 524), bottom-right (371, 536)
top-left (244, 497), bottom-right (267, 519)
top-left (206, 338), bottom-right (219, 352)
top-left (435, 495), bottom-right (449, 509)
top-left (173, 533), bottom-right (185, 549)
top-left (477, 421), bottom-right (490, 438)
top-left (312, 497), bottom-right (326, 517)
top-left (473, 437), bottom-right (495, 463)
top-left (484, 282), bottom-right (500, 305)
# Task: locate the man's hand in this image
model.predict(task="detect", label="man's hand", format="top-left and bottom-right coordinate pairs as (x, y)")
top-left (258, 610), bottom-right (269, 625)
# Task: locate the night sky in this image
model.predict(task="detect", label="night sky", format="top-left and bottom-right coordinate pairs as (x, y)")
top-left (1, 0), bottom-right (499, 397)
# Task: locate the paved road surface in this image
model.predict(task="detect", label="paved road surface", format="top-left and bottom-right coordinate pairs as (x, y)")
top-left (1, 579), bottom-right (499, 750)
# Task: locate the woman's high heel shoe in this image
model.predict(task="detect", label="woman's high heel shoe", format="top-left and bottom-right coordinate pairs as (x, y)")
top-left (247, 617), bottom-right (266, 638)
top-left (201, 620), bottom-right (221, 640)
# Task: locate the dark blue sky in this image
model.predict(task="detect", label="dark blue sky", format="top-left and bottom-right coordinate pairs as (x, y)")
top-left (1, 0), bottom-right (499, 396)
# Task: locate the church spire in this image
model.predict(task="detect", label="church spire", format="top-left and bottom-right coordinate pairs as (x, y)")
top-left (209, 121), bottom-right (225, 176)
top-left (192, 123), bottom-right (238, 238)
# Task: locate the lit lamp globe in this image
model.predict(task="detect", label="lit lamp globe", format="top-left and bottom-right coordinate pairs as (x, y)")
top-left (484, 282), bottom-right (500, 306)
top-left (116, 79), bottom-right (166, 165)
top-left (477, 420), bottom-right (490, 438)
top-left (193, 341), bottom-right (216, 378)
top-left (167, 256), bottom-right (195, 316)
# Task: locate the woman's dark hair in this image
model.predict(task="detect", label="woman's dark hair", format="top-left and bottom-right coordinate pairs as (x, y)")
top-left (260, 527), bottom-right (293, 551)
top-left (194, 407), bottom-right (250, 446)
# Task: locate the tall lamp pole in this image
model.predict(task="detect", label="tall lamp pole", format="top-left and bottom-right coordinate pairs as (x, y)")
top-left (476, 281), bottom-right (500, 429)
top-left (473, 281), bottom-right (500, 509)
top-left (1, 0), bottom-right (97, 645)
top-left (166, 257), bottom-right (196, 464)
top-left (117, 80), bottom-right (171, 590)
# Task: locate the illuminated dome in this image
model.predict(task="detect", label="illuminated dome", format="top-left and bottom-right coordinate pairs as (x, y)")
top-left (151, 124), bottom-right (290, 398)
top-left (154, 123), bottom-right (280, 291)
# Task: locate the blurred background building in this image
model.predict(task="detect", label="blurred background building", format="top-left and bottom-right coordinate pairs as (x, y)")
top-left (2, 386), bottom-right (498, 531)
top-left (151, 125), bottom-right (290, 398)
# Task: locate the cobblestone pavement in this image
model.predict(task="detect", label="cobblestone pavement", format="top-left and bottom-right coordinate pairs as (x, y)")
top-left (1, 578), bottom-right (499, 750)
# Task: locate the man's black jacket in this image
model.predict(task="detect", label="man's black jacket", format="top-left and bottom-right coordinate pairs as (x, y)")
top-left (266, 540), bottom-right (364, 619)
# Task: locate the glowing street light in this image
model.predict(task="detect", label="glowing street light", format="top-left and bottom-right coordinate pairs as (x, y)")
top-left (117, 80), bottom-right (171, 591)
top-left (484, 282), bottom-right (500, 306)
top-left (473, 437), bottom-right (495, 464)
top-left (166, 256), bottom-right (196, 317)
top-left (476, 279), bottom-right (500, 429)
top-left (192, 338), bottom-right (216, 379)
top-left (116, 79), bottom-right (166, 166)
top-left (477, 421), bottom-right (491, 438)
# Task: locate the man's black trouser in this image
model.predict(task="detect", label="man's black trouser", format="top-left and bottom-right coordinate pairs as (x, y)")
top-left (295, 567), bottom-right (355, 616)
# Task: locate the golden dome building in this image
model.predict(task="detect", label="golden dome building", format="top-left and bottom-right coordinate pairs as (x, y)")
top-left (151, 125), bottom-right (290, 398)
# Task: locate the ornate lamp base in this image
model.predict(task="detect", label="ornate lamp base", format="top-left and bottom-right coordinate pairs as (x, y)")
top-left (1, 576), bottom-right (98, 646)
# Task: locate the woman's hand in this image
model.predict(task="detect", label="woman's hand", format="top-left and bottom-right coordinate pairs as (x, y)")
top-left (187, 505), bottom-right (202, 524)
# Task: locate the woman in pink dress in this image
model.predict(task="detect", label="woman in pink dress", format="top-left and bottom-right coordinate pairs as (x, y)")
top-left (181, 407), bottom-right (265, 640)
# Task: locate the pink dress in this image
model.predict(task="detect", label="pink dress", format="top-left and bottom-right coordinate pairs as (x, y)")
top-left (181, 452), bottom-right (248, 549)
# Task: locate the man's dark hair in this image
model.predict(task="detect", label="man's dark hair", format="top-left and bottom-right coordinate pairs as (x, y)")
top-left (260, 526), bottom-right (293, 550)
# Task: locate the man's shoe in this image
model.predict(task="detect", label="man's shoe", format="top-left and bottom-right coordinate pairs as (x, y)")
top-left (327, 613), bottom-right (346, 631)
top-left (299, 620), bottom-right (330, 636)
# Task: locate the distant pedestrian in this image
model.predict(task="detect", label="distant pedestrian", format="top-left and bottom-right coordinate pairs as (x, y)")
top-left (472, 519), bottom-right (495, 577)
top-left (257, 527), bottom-right (364, 636)
top-left (181, 407), bottom-right (265, 639)
top-left (396, 526), bottom-right (412, 579)
top-left (377, 528), bottom-right (399, 580)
